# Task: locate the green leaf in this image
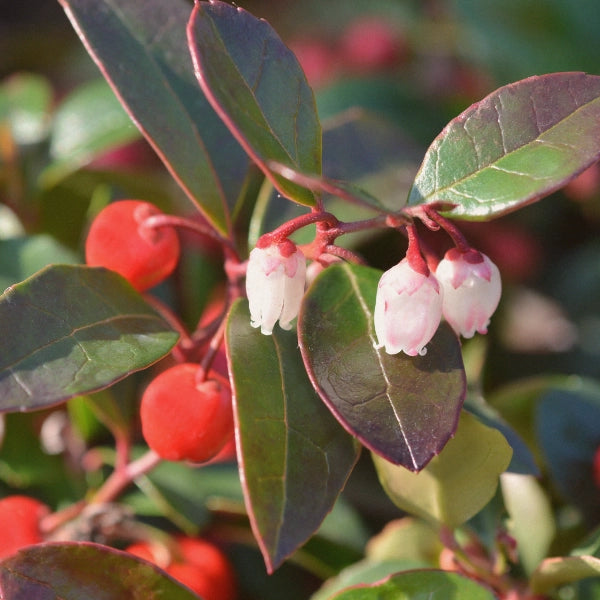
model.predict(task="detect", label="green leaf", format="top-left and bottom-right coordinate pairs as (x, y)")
top-left (298, 263), bottom-right (465, 471)
top-left (41, 79), bottom-right (140, 187)
top-left (0, 542), bottom-right (201, 599)
top-left (535, 385), bottom-right (600, 523)
top-left (408, 72), bottom-right (600, 219)
top-left (0, 234), bottom-right (79, 291)
top-left (0, 265), bottom-right (178, 413)
top-left (58, 0), bottom-right (250, 237)
top-left (500, 473), bottom-right (555, 575)
top-left (365, 518), bottom-right (442, 564)
top-left (311, 559), bottom-right (430, 600)
top-left (326, 569), bottom-right (497, 600)
top-left (373, 411), bottom-right (513, 528)
top-left (531, 555), bottom-right (600, 594)
top-left (226, 299), bottom-right (360, 573)
top-left (187, 1), bottom-right (321, 207)
top-left (0, 73), bottom-right (52, 145)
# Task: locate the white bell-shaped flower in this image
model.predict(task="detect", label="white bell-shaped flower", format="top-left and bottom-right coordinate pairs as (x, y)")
top-left (435, 248), bottom-right (501, 338)
top-left (246, 241), bottom-right (306, 335)
top-left (374, 258), bottom-right (443, 356)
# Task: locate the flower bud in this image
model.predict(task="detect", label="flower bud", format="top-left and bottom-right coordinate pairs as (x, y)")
top-left (374, 258), bottom-right (443, 356)
top-left (435, 248), bottom-right (501, 338)
top-left (246, 240), bottom-right (306, 335)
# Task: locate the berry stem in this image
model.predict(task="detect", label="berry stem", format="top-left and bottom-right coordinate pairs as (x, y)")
top-left (143, 213), bottom-right (239, 258)
top-left (90, 450), bottom-right (162, 505)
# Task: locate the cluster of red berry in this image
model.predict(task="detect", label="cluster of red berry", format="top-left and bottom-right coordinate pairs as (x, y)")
top-left (84, 200), bottom-right (237, 594)
top-left (85, 200), bottom-right (235, 464)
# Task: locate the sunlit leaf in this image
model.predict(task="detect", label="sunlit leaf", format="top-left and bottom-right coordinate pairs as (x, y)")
top-left (58, 0), bottom-right (249, 236)
top-left (0, 265), bottom-right (178, 412)
top-left (299, 263), bottom-right (465, 471)
top-left (41, 79), bottom-right (140, 187)
top-left (500, 472), bottom-right (555, 575)
top-left (226, 300), bottom-right (360, 572)
top-left (373, 411), bottom-right (512, 528)
top-left (188, 1), bottom-right (321, 206)
top-left (408, 72), bottom-right (600, 219)
top-left (0, 542), bottom-right (201, 598)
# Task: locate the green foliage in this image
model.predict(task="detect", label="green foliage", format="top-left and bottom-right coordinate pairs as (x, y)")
top-left (1, 0), bottom-right (600, 597)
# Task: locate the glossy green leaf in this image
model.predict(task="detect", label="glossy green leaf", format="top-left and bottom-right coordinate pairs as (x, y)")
top-left (0, 542), bottom-right (201, 599)
top-left (531, 555), bottom-right (600, 594)
top-left (0, 73), bottom-right (52, 145)
top-left (408, 72), bottom-right (600, 219)
top-left (0, 234), bottom-right (79, 291)
top-left (373, 411), bottom-right (512, 528)
top-left (500, 473), bottom-right (555, 575)
top-left (226, 299), bottom-right (360, 572)
top-left (188, 1), bottom-right (321, 207)
top-left (326, 569), bottom-right (497, 600)
top-left (58, 0), bottom-right (249, 237)
top-left (0, 265), bottom-right (178, 413)
top-left (41, 79), bottom-right (140, 187)
top-left (298, 263), bottom-right (465, 471)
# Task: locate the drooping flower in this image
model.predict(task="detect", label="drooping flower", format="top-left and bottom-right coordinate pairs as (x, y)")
top-left (374, 258), bottom-right (443, 356)
top-left (245, 240), bottom-right (306, 335)
top-left (435, 248), bottom-right (501, 338)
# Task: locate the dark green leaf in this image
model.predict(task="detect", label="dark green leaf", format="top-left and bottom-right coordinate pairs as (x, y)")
top-left (0, 542), bottom-right (201, 599)
top-left (226, 299), bottom-right (360, 572)
top-left (373, 411), bottom-right (512, 528)
top-left (326, 569), bottom-right (497, 599)
top-left (408, 72), bottom-right (600, 219)
top-left (535, 384), bottom-right (600, 523)
top-left (41, 79), bottom-right (140, 187)
top-left (298, 263), bottom-right (465, 471)
top-left (0, 265), bottom-right (178, 413)
top-left (188, 1), bottom-right (321, 207)
top-left (58, 0), bottom-right (249, 237)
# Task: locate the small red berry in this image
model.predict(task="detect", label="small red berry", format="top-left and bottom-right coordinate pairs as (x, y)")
top-left (0, 495), bottom-right (50, 560)
top-left (85, 200), bottom-right (180, 292)
top-left (140, 363), bottom-right (234, 463)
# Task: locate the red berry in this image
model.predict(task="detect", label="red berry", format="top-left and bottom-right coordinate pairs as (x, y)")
top-left (0, 495), bottom-right (50, 560)
top-left (339, 17), bottom-right (407, 73)
top-left (140, 363), bottom-right (234, 463)
top-left (126, 537), bottom-right (236, 600)
top-left (85, 200), bottom-right (180, 292)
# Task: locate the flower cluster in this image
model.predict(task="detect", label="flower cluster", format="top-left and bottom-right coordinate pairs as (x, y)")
top-left (245, 225), bottom-right (501, 357)
top-left (374, 247), bottom-right (501, 356)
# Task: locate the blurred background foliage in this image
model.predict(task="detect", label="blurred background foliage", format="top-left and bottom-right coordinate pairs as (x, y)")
top-left (2, 0), bottom-right (600, 598)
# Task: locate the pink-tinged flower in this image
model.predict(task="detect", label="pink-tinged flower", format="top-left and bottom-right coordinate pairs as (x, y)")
top-left (246, 240), bottom-right (306, 335)
top-left (435, 248), bottom-right (501, 338)
top-left (374, 258), bottom-right (443, 356)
